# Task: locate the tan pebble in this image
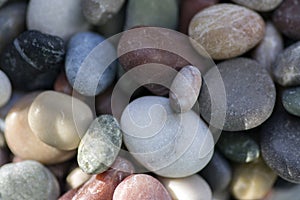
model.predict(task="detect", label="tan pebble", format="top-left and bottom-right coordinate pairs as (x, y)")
top-left (66, 167), bottom-right (91, 189)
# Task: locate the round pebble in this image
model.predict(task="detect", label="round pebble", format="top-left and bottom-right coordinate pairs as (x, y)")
top-left (77, 115), bottom-right (122, 174)
top-left (28, 91), bottom-right (94, 150)
top-left (0, 70), bottom-right (11, 108)
top-left (0, 160), bottom-right (60, 200)
top-left (232, 0), bottom-right (283, 11)
top-left (189, 3), bottom-right (265, 60)
top-left (199, 58), bottom-right (276, 131)
top-left (169, 65), bottom-right (202, 113)
top-left (282, 87), bottom-right (300, 116)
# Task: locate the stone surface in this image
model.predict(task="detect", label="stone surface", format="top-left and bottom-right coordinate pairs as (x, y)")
top-left (0, 160), bottom-right (60, 200)
top-left (54, 72), bottom-right (73, 95)
top-left (231, 158), bottom-right (277, 200)
top-left (272, 41), bottom-right (300, 87)
top-left (252, 22), bottom-right (283, 74)
top-left (66, 32), bottom-right (117, 96)
top-left (5, 92), bottom-right (76, 164)
top-left (159, 174), bottom-right (212, 200)
top-left (78, 115), bottom-right (122, 174)
top-left (82, 0), bottom-right (125, 25)
top-left (0, 2), bottom-right (26, 53)
top-left (95, 84), bottom-right (114, 115)
top-left (199, 58), bottom-right (276, 131)
top-left (125, 0), bottom-right (178, 30)
top-left (273, 0), bottom-right (300, 40)
top-left (27, 0), bottom-right (89, 40)
top-left (169, 65), bottom-right (202, 113)
top-left (232, 0), bottom-right (283, 11)
top-left (121, 96), bottom-right (214, 178)
top-left (282, 87), bottom-right (300, 116)
top-left (66, 167), bottom-right (91, 189)
top-left (0, 70), bottom-right (11, 108)
top-left (28, 91), bottom-right (93, 150)
top-left (113, 174), bottom-right (172, 200)
top-left (0, 30), bottom-right (65, 90)
top-left (189, 3), bottom-right (265, 60)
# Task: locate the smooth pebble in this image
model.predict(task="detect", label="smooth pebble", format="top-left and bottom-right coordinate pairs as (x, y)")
top-left (66, 167), bottom-right (91, 189)
top-left (282, 87), bottom-right (300, 116)
top-left (0, 70), bottom-right (11, 108)
top-left (232, 0), bottom-right (283, 11)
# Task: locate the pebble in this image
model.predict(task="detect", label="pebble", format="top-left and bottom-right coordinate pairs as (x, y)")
top-left (28, 91), bottom-right (94, 150)
top-left (0, 160), bottom-right (60, 200)
top-left (159, 174), bottom-right (212, 200)
top-left (217, 132), bottom-right (260, 163)
top-left (169, 65), bottom-right (202, 113)
top-left (82, 0), bottom-right (125, 25)
top-left (252, 22), bottom-right (283, 74)
top-left (273, 0), bottom-right (300, 40)
top-left (232, 0), bottom-right (283, 11)
top-left (95, 85), bottom-right (114, 115)
top-left (121, 96), bottom-right (214, 178)
top-left (124, 0), bottom-right (178, 30)
top-left (54, 72), bottom-right (73, 95)
top-left (0, 30), bottom-right (65, 90)
top-left (77, 115), bottom-right (122, 174)
top-left (272, 41), bottom-right (300, 87)
top-left (282, 87), bottom-right (300, 116)
top-left (199, 58), bottom-right (276, 131)
top-left (189, 3), bottom-right (265, 60)
top-left (5, 92), bottom-right (76, 164)
top-left (0, 2), bottom-right (26, 53)
top-left (231, 158), bottom-right (277, 200)
top-left (113, 174), bottom-right (172, 200)
top-left (0, 70), bottom-right (11, 108)
top-left (65, 32), bottom-right (117, 96)
top-left (66, 167), bottom-right (91, 189)
top-left (27, 0), bottom-right (89, 40)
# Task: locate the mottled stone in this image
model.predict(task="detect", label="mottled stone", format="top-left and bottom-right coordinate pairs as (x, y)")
top-left (273, 0), bottom-right (300, 40)
top-left (272, 41), bottom-right (300, 87)
top-left (0, 70), bottom-right (11, 108)
top-left (121, 96), bottom-right (214, 178)
top-left (66, 167), bottom-right (91, 189)
top-left (113, 174), bottom-right (172, 200)
top-left (78, 115), bottom-right (122, 174)
top-left (169, 65), bottom-right (202, 113)
top-left (5, 92), bottom-right (76, 164)
top-left (0, 30), bottom-right (65, 90)
top-left (282, 87), bottom-right (300, 117)
top-left (0, 160), bottom-right (60, 200)
top-left (232, 0), bottom-right (283, 11)
top-left (189, 3), bottom-right (265, 60)
top-left (159, 174), bottom-right (212, 200)
top-left (199, 58), bottom-right (276, 131)
top-left (28, 91), bottom-right (93, 150)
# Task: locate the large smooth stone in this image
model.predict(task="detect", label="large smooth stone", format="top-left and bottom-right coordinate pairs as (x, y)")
top-left (5, 92), bottom-right (76, 164)
top-left (159, 174), bottom-right (212, 200)
top-left (65, 32), bottom-right (117, 96)
top-left (0, 160), bottom-right (60, 200)
top-left (189, 3), bottom-right (265, 60)
top-left (121, 96), bottom-right (214, 178)
top-left (282, 87), bottom-right (300, 117)
top-left (199, 58), bottom-right (276, 131)
top-left (232, 0), bottom-right (283, 11)
top-left (0, 70), bottom-right (11, 108)
top-left (27, 0), bottom-right (89, 40)
top-left (28, 91), bottom-right (94, 150)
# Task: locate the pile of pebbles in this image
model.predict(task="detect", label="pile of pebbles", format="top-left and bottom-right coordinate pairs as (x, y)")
top-left (0, 0), bottom-right (299, 199)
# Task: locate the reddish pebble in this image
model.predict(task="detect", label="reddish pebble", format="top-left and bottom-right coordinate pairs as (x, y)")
top-left (54, 72), bottom-right (73, 95)
top-left (59, 187), bottom-right (80, 200)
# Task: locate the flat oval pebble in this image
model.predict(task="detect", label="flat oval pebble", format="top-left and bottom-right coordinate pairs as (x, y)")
top-left (28, 91), bottom-right (93, 150)
top-left (282, 87), bottom-right (300, 116)
top-left (169, 65), bottom-right (202, 113)
top-left (159, 174), bottom-right (212, 200)
top-left (0, 160), bottom-right (60, 200)
top-left (199, 58), bottom-right (276, 131)
top-left (273, 0), bottom-right (300, 40)
top-left (66, 167), bottom-right (91, 189)
top-left (0, 70), bottom-right (11, 108)
top-left (66, 32), bottom-right (117, 96)
top-left (77, 115), bottom-right (122, 174)
top-left (232, 0), bottom-right (283, 11)
top-left (113, 174), bottom-right (172, 200)
top-left (189, 3), bottom-right (265, 60)
top-left (121, 96), bottom-right (214, 178)
top-left (272, 41), bottom-right (300, 87)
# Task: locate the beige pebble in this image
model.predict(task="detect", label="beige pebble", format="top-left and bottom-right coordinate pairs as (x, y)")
top-left (28, 91), bottom-right (93, 150)
top-left (66, 167), bottom-right (91, 189)
top-left (0, 70), bottom-right (12, 108)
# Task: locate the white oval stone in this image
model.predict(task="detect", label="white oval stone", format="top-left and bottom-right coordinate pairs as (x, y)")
top-left (0, 70), bottom-right (11, 108)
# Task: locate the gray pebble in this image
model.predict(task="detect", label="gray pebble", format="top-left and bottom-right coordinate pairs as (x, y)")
top-left (282, 87), bottom-right (300, 117)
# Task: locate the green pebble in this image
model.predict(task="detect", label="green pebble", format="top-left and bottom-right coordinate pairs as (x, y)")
top-left (77, 115), bottom-right (122, 174)
top-left (282, 87), bottom-right (300, 116)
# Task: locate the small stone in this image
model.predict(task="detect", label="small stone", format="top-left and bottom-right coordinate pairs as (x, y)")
top-left (78, 115), bottom-right (122, 174)
top-left (82, 0), bottom-right (125, 25)
top-left (0, 30), bottom-right (65, 90)
top-left (273, 0), bottom-right (300, 40)
top-left (65, 32), bottom-right (117, 96)
top-left (282, 87), bottom-right (300, 116)
top-left (159, 174), bottom-right (212, 200)
top-left (232, 0), bottom-right (283, 11)
top-left (199, 58), bottom-right (276, 131)
top-left (169, 65), bottom-right (202, 113)
top-left (272, 41), bottom-right (300, 87)
top-left (113, 174), bottom-right (172, 200)
top-left (54, 72), bottom-right (73, 95)
top-left (27, 0), bottom-right (89, 40)
top-left (0, 160), bottom-right (60, 200)
top-left (28, 91), bottom-right (94, 150)
top-left (189, 3), bottom-right (265, 60)
top-left (66, 167), bottom-right (91, 189)
top-left (0, 70), bottom-right (11, 108)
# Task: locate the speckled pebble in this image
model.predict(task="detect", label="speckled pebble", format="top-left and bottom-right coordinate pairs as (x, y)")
top-left (0, 70), bottom-right (11, 108)
top-left (282, 87), bottom-right (300, 116)
top-left (232, 0), bottom-right (283, 11)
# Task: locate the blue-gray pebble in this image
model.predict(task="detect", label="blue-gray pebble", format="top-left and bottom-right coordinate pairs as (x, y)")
top-left (282, 87), bottom-right (300, 117)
